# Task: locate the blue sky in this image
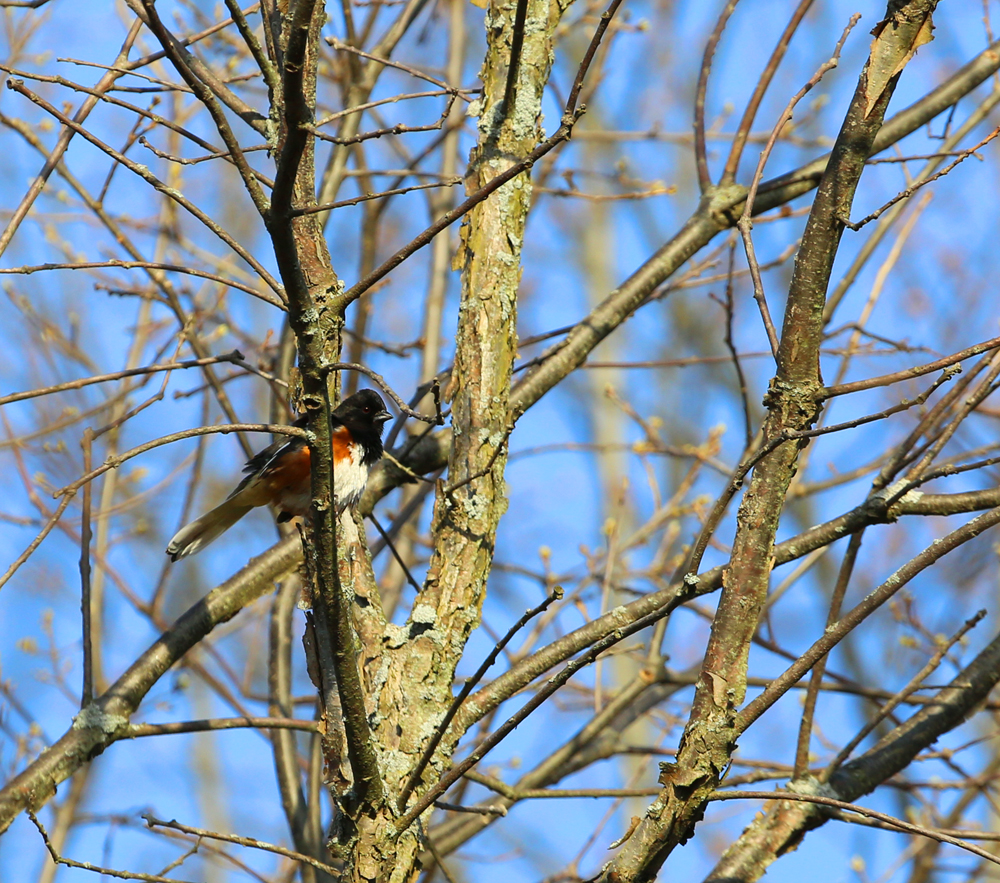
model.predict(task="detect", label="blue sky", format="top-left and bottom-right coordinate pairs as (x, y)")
top-left (2, 1), bottom-right (1000, 881)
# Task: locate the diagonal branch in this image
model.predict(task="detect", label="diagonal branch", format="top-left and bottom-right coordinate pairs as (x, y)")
top-left (0, 18), bottom-right (143, 260)
top-left (5, 79), bottom-right (284, 300)
top-left (0, 537), bottom-right (302, 834)
top-left (356, 37), bottom-right (1000, 514)
top-left (138, 0), bottom-right (271, 216)
top-left (705, 625), bottom-right (1000, 882)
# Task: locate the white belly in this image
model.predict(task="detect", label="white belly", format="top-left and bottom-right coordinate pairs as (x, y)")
top-left (334, 445), bottom-right (369, 513)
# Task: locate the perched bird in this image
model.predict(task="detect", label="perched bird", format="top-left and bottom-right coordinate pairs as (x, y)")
top-left (166, 389), bottom-right (392, 561)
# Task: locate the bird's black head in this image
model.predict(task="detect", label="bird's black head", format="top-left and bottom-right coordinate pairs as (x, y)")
top-left (334, 389), bottom-right (392, 437)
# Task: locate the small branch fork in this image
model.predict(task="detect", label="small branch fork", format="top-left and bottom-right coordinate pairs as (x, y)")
top-left (143, 814), bottom-right (341, 877)
top-left (1, 350), bottom-right (252, 407)
top-left (737, 14), bottom-right (861, 360)
top-left (0, 259), bottom-right (273, 304)
top-left (395, 588), bottom-right (686, 835)
top-left (823, 334), bottom-right (1000, 397)
top-left (841, 125), bottom-right (1000, 230)
top-left (5, 79), bottom-right (285, 302)
top-left (826, 608), bottom-right (986, 773)
top-left (680, 364), bottom-right (959, 582)
top-left (29, 810), bottom-right (192, 883)
top-left (736, 505), bottom-right (1000, 733)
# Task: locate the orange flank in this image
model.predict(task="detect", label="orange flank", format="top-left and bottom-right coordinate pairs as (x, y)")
top-left (262, 444), bottom-right (311, 495)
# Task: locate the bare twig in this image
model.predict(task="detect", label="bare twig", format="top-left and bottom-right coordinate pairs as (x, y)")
top-left (54, 423), bottom-right (309, 499)
top-left (398, 586), bottom-right (565, 812)
top-left (737, 14), bottom-right (860, 359)
top-left (842, 126), bottom-right (1000, 230)
top-left (1, 351), bottom-right (252, 407)
top-left (143, 814), bottom-right (340, 876)
top-left (5, 79), bottom-right (285, 301)
top-left (126, 717), bottom-right (319, 737)
top-left (737, 507), bottom-right (1000, 732)
top-left (337, 0), bottom-right (625, 308)
top-left (823, 334), bottom-right (1000, 397)
top-left (29, 811), bottom-right (195, 883)
top-left (826, 609), bottom-right (987, 774)
top-left (707, 791), bottom-right (1000, 867)
top-left (693, 0), bottom-right (741, 191)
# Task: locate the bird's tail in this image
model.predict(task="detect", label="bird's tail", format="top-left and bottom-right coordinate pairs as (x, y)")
top-left (166, 498), bottom-right (253, 561)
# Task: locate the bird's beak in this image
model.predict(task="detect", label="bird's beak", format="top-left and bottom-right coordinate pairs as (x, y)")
top-left (375, 410), bottom-right (392, 423)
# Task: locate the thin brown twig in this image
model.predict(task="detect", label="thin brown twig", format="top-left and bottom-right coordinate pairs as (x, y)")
top-left (54, 423), bottom-right (310, 499)
top-left (395, 586), bottom-right (684, 834)
top-left (737, 505), bottom-right (1000, 732)
top-left (4, 79), bottom-right (285, 301)
top-left (29, 811), bottom-right (196, 883)
top-left (80, 428), bottom-right (94, 707)
top-left (126, 716), bottom-right (319, 737)
top-left (842, 126), bottom-right (1000, 230)
top-left (715, 237), bottom-right (752, 446)
top-left (325, 37), bottom-right (471, 93)
top-left (368, 513), bottom-right (423, 593)
top-left (0, 20), bottom-right (143, 261)
top-left (823, 334), bottom-right (1000, 397)
top-left (793, 530), bottom-right (863, 776)
top-left (433, 800), bottom-right (507, 816)
top-left (826, 609), bottom-right (987, 775)
top-left (316, 89), bottom-right (466, 127)
top-left (0, 494), bottom-right (74, 593)
top-left (693, 0), bottom-right (741, 191)
top-left (0, 260), bottom-right (277, 305)
top-left (721, 0), bottom-right (816, 185)
top-left (143, 814), bottom-right (340, 876)
top-left (737, 14), bottom-right (860, 360)
top-left (57, 57), bottom-right (194, 92)
top-left (421, 824), bottom-right (460, 883)
top-left (707, 791), bottom-right (1000, 867)
top-left (337, 0), bottom-right (625, 308)
top-left (313, 93), bottom-right (459, 147)
top-left (0, 351), bottom-right (252, 407)
top-left (290, 177), bottom-right (462, 216)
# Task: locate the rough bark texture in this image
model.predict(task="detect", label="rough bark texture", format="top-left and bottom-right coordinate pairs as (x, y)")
top-left (269, 0), bottom-right (387, 857)
top-left (6, 3), bottom-right (1000, 880)
top-left (600, 2), bottom-right (940, 879)
top-left (312, 0), bottom-right (573, 877)
top-left (704, 628), bottom-right (1000, 883)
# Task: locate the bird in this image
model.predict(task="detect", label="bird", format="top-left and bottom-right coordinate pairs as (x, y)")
top-left (166, 389), bottom-right (392, 561)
